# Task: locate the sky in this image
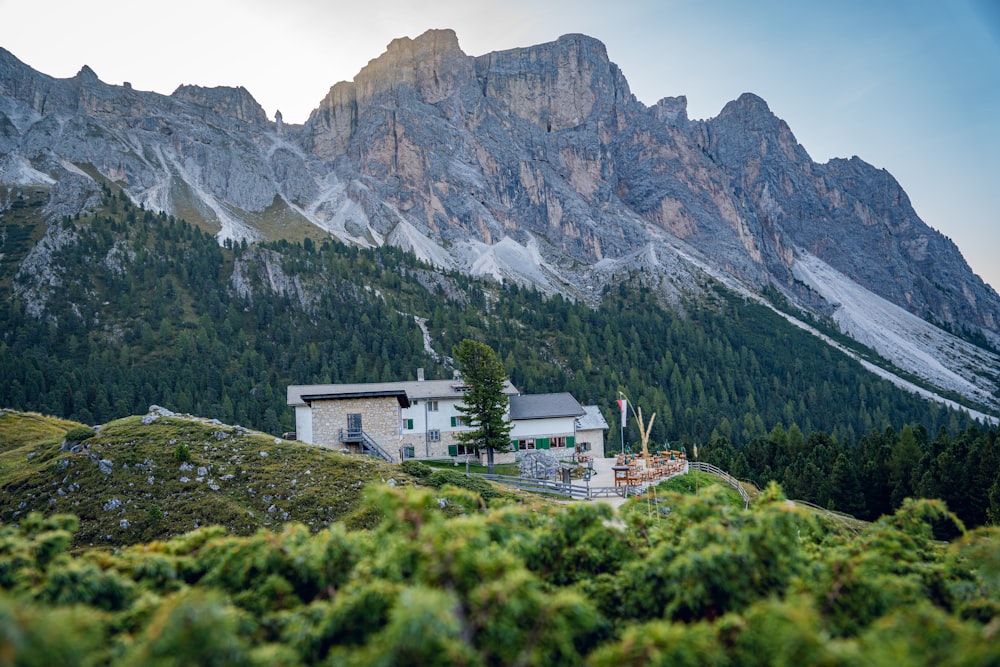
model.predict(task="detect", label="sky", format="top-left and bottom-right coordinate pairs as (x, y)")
top-left (1, 0), bottom-right (998, 291)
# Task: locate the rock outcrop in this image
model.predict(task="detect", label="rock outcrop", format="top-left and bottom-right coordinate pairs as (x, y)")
top-left (172, 84), bottom-right (270, 126)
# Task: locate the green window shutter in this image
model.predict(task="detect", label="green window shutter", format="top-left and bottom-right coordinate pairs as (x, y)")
top-left (406, 419), bottom-right (414, 429)
top-left (539, 438), bottom-right (550, 449)
top-left (567, 436), bottom-right (575, 447)
top-left (448, 445), bottom-right (458, 456)
top-left (511, 439), bottom-right (519, 450)
top-left (451, 416), bottom-right (457, 427)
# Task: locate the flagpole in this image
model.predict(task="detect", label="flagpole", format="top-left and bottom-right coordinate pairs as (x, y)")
top-left (618, 391), bottom-right (625, 455)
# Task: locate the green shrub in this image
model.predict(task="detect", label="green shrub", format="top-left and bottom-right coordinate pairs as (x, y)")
top-left (399, 460), bottom-right (432, 479)
top-left (426, 469), bottom-right (503, 500)
top-left (0, 484), bottom-right (997, 665)
top-left (39, 560), bottom-right (136, 611)
top-left (146, 505), bottom-right (164, 526)
top-left (63, 426), bottom-right (95, 443)
top-left (342, 504), bottom-right (385, 531)
top-left (172, 442), bottom-right (191, 463)
top-left (117, 589), bottom-right (253, 667)
top-left (0, 597), bottom-right (106, 667)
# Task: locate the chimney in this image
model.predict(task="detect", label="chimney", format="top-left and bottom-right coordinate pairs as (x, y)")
top-left (417, 368), bottom-right (425, 382)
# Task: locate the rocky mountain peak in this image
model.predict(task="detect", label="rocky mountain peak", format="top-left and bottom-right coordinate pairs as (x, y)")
top-left (653, 95), bottom-right (688, 125)
top-left (352, 28), bottom-right (472, 104)
top-left (75, 64), bottom-right (99, 82)
top-left (171, 84), bottom-right (269, 125)
top-left (712, 93), bottom-right (790, 140)
top-left (728, 91), bottom-right (771, 113)
top-left (707, 91), bottom-right (810, 167)
top-left (554, 32), bottom-right (610, 57)
top-left (306, 28), bottom-right (475, 157)
top-left (382, 28), bottom-right (463, 60)
top-left (475, 32), bottom-right (635, 133)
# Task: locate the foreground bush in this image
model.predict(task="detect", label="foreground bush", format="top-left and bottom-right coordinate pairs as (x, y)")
top-left (0, 483), bottom-right (997, 665)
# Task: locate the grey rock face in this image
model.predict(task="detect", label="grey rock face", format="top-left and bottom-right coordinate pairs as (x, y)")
top-left (12, 219), bottom-right (79, 321)
top-left (171, 84), bottom-right (270, 126)
top-left (1, 32), bottom-right (999, 402)
top-left (695, 93), bottom-right (999, 334)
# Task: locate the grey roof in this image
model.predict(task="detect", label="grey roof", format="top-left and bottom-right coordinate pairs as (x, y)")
top-left (575, 405), bottom-right (610, 431)
top-left (287, 377), bottom-right (518, 406)
top-left (298, 387), bottom-right (411, 408)
top-left (508, 393), bottom-right (585, 421)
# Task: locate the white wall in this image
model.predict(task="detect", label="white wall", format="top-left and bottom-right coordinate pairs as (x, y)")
top-left (400, 397), bottom-right (470, 435)
top-left (295, 405), bottom-right (313, 444)
top-left (510, 416), bottom-right (577, 440)
top-left (575, 428), bottom-right (606, 459)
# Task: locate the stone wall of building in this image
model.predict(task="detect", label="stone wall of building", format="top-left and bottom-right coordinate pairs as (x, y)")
top-left (311, 397), bottom-right (402, 451)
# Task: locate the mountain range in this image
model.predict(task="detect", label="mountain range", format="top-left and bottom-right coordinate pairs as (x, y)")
top-left (1, 28), bottom-right (998, 416)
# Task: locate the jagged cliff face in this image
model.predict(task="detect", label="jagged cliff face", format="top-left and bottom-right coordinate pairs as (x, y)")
top-left (303, 31), bottom-right (646, 266)
top-left (699, 93), bottom-right (997, 333)
top-left (1, 29), bottom-right (999, 410)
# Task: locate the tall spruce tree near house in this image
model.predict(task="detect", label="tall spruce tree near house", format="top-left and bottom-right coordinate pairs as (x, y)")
top-left (453, 339), bottom-right (513, 474)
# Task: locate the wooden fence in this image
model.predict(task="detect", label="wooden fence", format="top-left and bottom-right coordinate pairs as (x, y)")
top-left (470, 461), bottom-right (751, 507)
top-left (687, 461), bottom-right (750, 508)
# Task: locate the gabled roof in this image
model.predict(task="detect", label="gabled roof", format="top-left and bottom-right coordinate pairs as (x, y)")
top-left (287, 377), bottom-right (518, 407)
top-left (576, 405), bottom-right (610, 431)
top-left (508, 393), bottom-right (585, 421)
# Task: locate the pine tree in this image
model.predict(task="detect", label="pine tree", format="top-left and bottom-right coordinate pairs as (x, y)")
top-left (452, 339), bottom-right (513, 474)
top-left (829, 452), bottom-right (866, 516)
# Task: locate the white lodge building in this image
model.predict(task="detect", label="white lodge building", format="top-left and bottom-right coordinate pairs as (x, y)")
top-left (509, 393), bottom-right (585, 452)
top-left (286, 371), bottom-right (607, 463)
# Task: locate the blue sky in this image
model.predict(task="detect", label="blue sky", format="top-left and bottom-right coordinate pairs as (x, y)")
top-left (2, 0), bottom-right (997, 291)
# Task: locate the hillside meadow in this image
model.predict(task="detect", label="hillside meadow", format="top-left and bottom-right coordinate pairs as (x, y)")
top-left (0, 408), bottom-right (538, 549)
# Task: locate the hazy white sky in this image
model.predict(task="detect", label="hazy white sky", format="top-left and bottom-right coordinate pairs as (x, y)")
top-left (1, 0), bottom-right (998, 291)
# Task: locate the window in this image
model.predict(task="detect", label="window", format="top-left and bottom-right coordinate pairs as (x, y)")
top-left (517, 439), bottom-right (536, 450)
top-left (404, 419), bottom-right (414, 430)
top-left (551, 436), bottom-right (567, 448)
top-left (427, 401), bottom-right (439, 412)
top-left (448, 444), bottom-right (475, 456)
top-left (451, 416), bottom-right (469, 427)
top-left (427, 429), bottom-right (441, 442)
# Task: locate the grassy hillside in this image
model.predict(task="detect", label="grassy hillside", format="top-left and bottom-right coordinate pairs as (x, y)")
top-left (0, 408), bottom-right (542, 550)
top-left (0, 408), bottom-right (427, 548)
top-left (646, 470), bottom-right (749, 511)
top-left (0, 409), bottom-right (81, 455)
